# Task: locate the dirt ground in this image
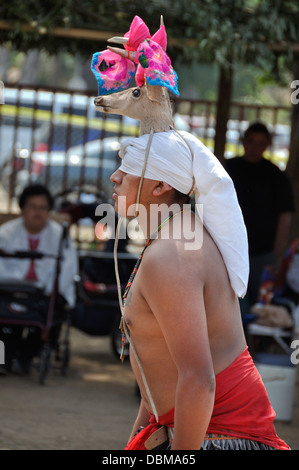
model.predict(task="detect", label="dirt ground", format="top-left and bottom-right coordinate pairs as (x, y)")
top-left (0, 326), bottom-right (298, 451)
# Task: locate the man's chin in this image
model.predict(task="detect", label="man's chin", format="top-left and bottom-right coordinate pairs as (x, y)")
top-left (113, 202), bottom-right (124, 218)
top-left (26, 223), bottom-right (46, 234)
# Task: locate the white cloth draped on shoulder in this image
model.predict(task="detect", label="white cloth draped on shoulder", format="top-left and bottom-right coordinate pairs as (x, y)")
top-left (119, 129), bottom-right (249, 298)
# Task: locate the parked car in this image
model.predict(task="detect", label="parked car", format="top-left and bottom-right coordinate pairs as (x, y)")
top-left (34, 115), bottom-right (139, 153)
top-left (0, 87), bottom-right (139, 193)
top-left (0, 137), bottom-right (124, 200)
top-left (1, 112), bottom-right (190, 199)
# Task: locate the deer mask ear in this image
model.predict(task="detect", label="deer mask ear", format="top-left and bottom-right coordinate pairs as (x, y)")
top-left (145, 80), bottom-right (165, 103)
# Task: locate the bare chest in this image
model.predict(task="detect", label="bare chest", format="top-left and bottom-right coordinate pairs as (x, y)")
top-left (123, 272), bottom-right (157, 337)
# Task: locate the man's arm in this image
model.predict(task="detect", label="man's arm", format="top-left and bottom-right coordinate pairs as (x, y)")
top-left (127, 398), bottom-right (150, 444)
top-left (274, 169), bottom-right (295, 265)
top-left (141, 244), bottom-right (215, 450)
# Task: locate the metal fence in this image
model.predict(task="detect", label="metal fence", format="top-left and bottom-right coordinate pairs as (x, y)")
top-left (0, 84), bottom-right (292, 235)
top-left (0, 85), bottom-right (140, 213)
top-left (174, 98), bottom-right (291, 166)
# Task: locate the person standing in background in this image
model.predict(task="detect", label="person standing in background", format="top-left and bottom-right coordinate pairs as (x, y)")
top-left (226, 122), bottom-right (295, 314)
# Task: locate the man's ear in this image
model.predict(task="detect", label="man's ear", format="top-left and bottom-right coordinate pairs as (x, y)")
top-left (152, 181), bottom-right (173, 197)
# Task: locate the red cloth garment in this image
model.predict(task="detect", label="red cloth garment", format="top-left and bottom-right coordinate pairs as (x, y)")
top-left (25, 236), bottom-right (40, 281)
top-left (125, 347), bottom-right (290, 450)
top-left (206, 346), bottom-right (289, 449)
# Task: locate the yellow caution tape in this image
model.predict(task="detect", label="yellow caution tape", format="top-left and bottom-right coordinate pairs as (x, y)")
top-left (0, 104), bottom-right (139, 135)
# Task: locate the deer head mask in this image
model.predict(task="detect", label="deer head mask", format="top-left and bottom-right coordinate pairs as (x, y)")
top-left (91, 15), bottom-right (179, 135)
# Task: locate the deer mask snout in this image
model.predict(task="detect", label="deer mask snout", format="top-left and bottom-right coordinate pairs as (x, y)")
top-left (94, 97), bottom-right (103, 106)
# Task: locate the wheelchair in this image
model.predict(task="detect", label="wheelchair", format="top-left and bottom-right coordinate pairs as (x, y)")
top-left (72, 248), bottom-right (137, 360)
top-left (0, 236), bottom-right (71, 384)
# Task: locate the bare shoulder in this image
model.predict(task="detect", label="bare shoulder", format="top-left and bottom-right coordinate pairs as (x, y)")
top-left (139, 237), bottom-right (204, 291)
top-left (139, 221), bottom-right (230, 297)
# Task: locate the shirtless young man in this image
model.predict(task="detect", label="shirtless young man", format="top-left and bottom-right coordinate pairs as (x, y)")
top-left (110, 131), bottom-right (290, 451)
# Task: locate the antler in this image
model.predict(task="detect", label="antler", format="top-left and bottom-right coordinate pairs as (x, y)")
top-left (107, 45), bottom-right (137, 61)
top-left (107, 15), bottom-right (164, 57)
top-left (107, 36), bottom-right (129, 45)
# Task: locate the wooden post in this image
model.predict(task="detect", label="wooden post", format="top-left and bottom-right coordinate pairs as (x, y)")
top-left (214, 65), bottom-right (234, 165)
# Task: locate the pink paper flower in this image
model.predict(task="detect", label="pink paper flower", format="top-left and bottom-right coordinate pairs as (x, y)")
top-left (124, 16), bottom-right (150, 51)
top-left (91, 49), bottom-right (135, 94)
top-left (135, 24), bottom-right (167, 87)
top-left (91, 16), bottom-right (179, 96)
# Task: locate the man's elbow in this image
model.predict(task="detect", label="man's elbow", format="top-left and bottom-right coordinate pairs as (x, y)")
top-left (179, 369), bottom-right (216, 395)
top-left (195, 373), bottom-right (216, 395)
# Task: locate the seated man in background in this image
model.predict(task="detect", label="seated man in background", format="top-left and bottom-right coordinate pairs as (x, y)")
top-left (0, 184), bottom-right (78, 375)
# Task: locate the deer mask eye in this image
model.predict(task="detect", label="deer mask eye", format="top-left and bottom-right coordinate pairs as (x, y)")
top-left (132, 88), bottom-right (141, 98)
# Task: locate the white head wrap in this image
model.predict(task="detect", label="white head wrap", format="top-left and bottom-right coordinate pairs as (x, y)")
top-left (119, 130), bottom-right (249, 298)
